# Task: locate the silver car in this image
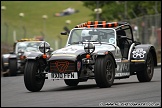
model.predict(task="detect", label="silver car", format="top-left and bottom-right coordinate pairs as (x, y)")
top-left (23, 21), bottom-right (157, 92)
top-left (1, 40), bottom-right (45, 76)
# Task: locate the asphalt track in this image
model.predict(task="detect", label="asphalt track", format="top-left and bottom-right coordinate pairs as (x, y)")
top-left (1, 67), bottom-right (161, 107)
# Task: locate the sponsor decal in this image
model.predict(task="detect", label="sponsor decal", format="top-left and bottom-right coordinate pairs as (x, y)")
top-left (117, 63), bottom-right (129, 72)
top-left (115, 72), bottom-right (130, 77)
top-left (132, 48), bottom-right (146, 58)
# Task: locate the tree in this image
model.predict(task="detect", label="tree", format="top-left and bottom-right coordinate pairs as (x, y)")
top-left (82, 1), bottom-right (161, 21)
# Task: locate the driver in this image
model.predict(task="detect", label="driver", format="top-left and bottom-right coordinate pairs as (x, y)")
top-left (81, 29), bottom-right (98, 41)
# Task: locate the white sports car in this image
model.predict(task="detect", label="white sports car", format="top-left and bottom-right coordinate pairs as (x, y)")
top-left (23, 21), bottom-right (157, 92)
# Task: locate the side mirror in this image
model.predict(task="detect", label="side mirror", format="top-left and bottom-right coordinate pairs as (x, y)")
top-left (60, 31), bottom-right (68, 35)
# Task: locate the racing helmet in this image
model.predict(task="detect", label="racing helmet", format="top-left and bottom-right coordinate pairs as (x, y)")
top-left (81, 29), bottom-right (98, 41)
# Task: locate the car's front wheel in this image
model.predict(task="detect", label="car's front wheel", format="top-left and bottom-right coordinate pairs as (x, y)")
top-left (24, 60), bottom-right (45, 92)
top-left (94, 55), bottom-right (115, 88)
top-left (136, 52), bottom-right (154, 82)
top-left (9, 58), bottom-right (17, 76)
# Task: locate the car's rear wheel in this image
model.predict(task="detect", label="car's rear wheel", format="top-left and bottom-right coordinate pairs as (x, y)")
top-left (9, 59), bottom-right (17, 76)
top-left (24, 60), bottom-right (45, 92)
top-left (136, 52), bottom-right (154, 82)
top-left (64, 79), bottom-right (79, 86)
top-left (94, 55), bottom-right (115, 88)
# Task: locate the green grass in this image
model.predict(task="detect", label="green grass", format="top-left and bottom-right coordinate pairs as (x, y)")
top-left (1, 1), bottom-right (93, 49)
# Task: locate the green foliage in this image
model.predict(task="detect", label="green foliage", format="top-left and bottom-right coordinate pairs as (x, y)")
top-left (83, 1), bottom-right (161, 21)
top-left (102, 2), bottom-right (124, 21)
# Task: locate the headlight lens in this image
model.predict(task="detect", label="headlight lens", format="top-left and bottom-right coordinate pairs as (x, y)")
top-left (18, 53), bottom-right (22, 56)
top-left (84, 42), bottom-right (95, 54)
top-left (39, 42), bottom-right (50, 53)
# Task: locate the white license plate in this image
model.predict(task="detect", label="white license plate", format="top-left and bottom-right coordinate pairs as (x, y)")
top-left (47, 72), bottom-right (78, 79)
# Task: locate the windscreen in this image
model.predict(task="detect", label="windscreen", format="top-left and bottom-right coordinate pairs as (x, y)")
top-left (16, 41), bottom-right (43, 53)
top-left (68, 28), bottom-right (116, 45)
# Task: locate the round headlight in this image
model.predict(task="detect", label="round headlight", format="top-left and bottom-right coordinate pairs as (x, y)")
top-left (18, 49), bottom-right (24, 53)
top-left (18, 53), bottom-right (22, 56)
top-left (39, 42), bottom-right (50, 53)
top-left (84, 42), bottom-right (95, 54)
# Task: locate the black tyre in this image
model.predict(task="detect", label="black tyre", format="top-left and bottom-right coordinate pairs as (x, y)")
top-left (1, 57), bottom-right (7, 72)
top-left (2, 71), bottom-right (10, 77)
top-left (94, 55), bottom-right (115, 88)
top-left (64, 79), bottom-right (79, 86)
top-left (137, 52), bottom-right (154, 82)
top-left (9, 59), bottom-right (17, 76)
top-left (24, 60), bottom-right (45, 92)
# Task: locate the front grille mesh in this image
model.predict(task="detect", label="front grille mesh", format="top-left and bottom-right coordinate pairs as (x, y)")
top-left (50, 60), bottom-right (75, 73)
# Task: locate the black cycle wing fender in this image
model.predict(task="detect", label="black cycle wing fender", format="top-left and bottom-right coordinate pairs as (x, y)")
top-left (130, 44), bottom-right (157, 66)
top-left (26, 52), bottom-right (43, 60)
top-left (96, 50), bottom-right (117, 68)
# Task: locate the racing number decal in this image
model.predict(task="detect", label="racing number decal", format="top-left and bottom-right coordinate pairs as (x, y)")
top-left (132, 48), bottom-right (146, 58)
top-left (55, 61), bottom-right (69, 72)
top-left (116, 62), bottom-right (130, 77)
top-left (117, 63), bottom-right (129, 72)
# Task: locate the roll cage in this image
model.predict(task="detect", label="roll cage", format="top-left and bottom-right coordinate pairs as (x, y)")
top-left (59, 21), bottom-right (143, 59)
top-left (74, 21), bottom-right (135, 43)
top-left (67, 21), bottom-right (137, 59)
